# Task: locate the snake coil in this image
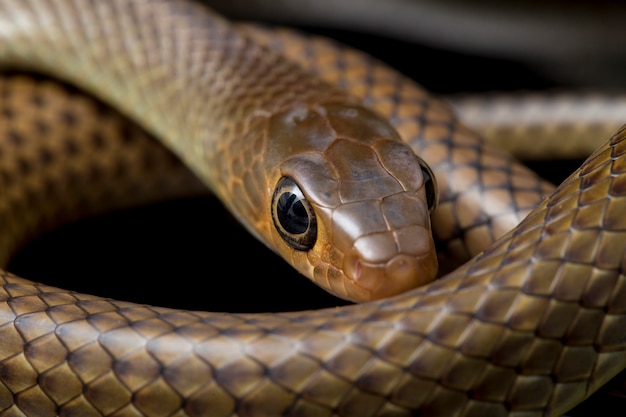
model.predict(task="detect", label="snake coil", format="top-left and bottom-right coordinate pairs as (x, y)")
top-left (0, 1), bottom-right (624, 416)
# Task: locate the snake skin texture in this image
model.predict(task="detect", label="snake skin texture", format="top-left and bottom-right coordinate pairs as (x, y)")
top-left (238, 25), bottom-right (554, 266)
top-left (0, 0), bottom-right (624, 416)
top-left (0, 73), bottom-right (209, 265)
top-left (447, 91), bottom-right (626, 161)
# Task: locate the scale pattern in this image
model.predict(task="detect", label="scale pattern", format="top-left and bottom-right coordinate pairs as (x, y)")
top-left (0, 129), bottom-right (625, 416)
top-left (241, 25), bottom-right (555, 262)
top-left (0, 0), bottom-right (623, 416)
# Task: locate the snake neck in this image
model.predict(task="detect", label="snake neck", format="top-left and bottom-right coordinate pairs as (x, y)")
top-left (1, 0), bottom-right (437, 300)
top-left (0, 0), bottom-right (352, 193)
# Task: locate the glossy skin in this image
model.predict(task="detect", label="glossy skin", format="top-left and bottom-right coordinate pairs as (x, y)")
top-left (0, 0), bottom-right (438, 302)
top-left (0, 1), bottom-right (622, 417)
top-left (260, 103), bottom-right (438, 300)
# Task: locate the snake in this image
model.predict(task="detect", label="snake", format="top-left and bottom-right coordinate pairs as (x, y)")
top-left (0, 0), bottom-right (625, 416)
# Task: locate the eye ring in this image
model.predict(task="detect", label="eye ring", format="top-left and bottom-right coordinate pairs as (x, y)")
top-left (417, 157), bottom-right (438, 214)
top-left (271, 176), bottom-right (317, 251)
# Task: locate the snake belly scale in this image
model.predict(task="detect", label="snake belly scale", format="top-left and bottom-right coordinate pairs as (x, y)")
top-left (0, 1), bottom-right (625, 416)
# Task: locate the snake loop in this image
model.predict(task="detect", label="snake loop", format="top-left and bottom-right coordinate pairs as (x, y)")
top-left (0, 1), bottom-right (624, 416)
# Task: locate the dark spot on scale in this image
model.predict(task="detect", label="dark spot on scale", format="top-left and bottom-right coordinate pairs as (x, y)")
top-left (64, 138), bottom-right (79, 155)
top-left (1, 107), bottom-right (14, 119)
top-left (91, 132), bottom-right (105, 149)
top-left (120, 124), bottom-right (138, 144)
top-left (1, 170), bottom-right (12, 187)
top-left (7, 130), bottom-right (23, 147)
top-left (30, 93), bottom-right (45, 107)
top-left (39, 147), bottom-right (54, 165)
top-left (35, 120), bottom-right (49, 135)
top-left (17, 158), bottom-right (31, 175)
top-left (61, 110), bottom-right (77, 127)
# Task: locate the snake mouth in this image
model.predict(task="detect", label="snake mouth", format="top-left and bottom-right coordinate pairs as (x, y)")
top-left (344, 250), bottom-right (438, 301)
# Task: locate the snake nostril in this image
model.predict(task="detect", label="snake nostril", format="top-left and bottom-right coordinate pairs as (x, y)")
top-left (344, 252), bottom-right (362, 281)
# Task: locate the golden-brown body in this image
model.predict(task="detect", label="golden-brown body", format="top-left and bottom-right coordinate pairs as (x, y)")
top-left (0, 1), bottom-right (623, 416)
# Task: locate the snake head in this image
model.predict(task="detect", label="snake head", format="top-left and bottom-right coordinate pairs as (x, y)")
top-left (262, 102), bottom-right (439, 302)
top-left (223, 102), bottom-right (437, 302)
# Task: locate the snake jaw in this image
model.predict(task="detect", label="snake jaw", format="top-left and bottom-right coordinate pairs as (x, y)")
top-left (352, 255), bottom-right (433, 299)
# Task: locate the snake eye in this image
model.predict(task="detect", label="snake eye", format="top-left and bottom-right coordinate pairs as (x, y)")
top-left (417, 157), bottom-right (438, 214)
top-left (272, 176), bottom-right (317, 251)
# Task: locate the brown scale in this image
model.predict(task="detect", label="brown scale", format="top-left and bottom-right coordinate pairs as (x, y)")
top-left (0, 1), bottom-right (623, 416)
top-left (0, 74), bottom-right (207, 264)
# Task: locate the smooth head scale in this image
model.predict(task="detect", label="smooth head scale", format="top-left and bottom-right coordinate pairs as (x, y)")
top-left (231, 102), bottom-right (439, 302)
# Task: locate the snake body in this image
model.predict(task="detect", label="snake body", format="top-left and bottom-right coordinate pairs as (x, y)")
top-left (0, 0), bottom-right (624, 416)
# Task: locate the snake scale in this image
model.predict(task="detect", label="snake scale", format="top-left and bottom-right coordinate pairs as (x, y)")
top-left (0, 0), bottom-right (625, 416)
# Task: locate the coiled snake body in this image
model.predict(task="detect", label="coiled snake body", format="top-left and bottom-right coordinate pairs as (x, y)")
top-left (0, 1), bottom-right (625, 416)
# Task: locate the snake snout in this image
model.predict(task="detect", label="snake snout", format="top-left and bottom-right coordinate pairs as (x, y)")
top-left (347, 253), bottom-right (437, 301)
top-left (343, 223), bottom-right (438, 301)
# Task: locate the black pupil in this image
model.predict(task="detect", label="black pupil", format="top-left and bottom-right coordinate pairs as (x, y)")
top-left (277, 192), bottom-right (309, 234)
